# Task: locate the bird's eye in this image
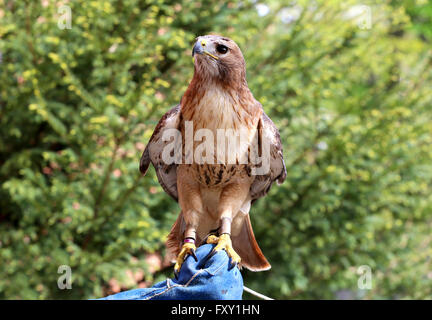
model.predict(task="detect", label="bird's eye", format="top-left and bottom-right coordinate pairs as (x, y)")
top-left (216, 44), bottom-right (228, 54)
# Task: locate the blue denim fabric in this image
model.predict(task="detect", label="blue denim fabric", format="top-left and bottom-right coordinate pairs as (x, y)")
top-left (99, 244), bottom-right (243, 300)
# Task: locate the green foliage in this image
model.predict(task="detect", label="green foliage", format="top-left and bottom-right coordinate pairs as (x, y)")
top-left (1, 0), bottom-right (431, 299)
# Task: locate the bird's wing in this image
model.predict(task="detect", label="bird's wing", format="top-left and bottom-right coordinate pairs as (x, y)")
top-left (250, 111), bottom-right (287, 201)
top-left (140, 104), bottom-right (181, 201)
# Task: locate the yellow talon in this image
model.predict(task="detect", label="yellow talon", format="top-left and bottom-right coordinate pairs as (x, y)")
top-left (174, 242), bottom-right (197, 274)
top-left (208, 234), bottom-right (241, 265)
top-left (206, 234), bottom-right (220, 244)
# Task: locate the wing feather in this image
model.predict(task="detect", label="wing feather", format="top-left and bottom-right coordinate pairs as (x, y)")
top-left (250, 112), bottom-right (286, 201)
top-left (139, 104), bottom-right (181, 201)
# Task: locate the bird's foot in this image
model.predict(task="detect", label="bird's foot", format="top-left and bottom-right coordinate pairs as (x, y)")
top-left (206, 234), bottom-right (220, 244)
top-left (206, 233), bottom-right (241, 268)
top-left (174, 242), bottom-right (197, 278)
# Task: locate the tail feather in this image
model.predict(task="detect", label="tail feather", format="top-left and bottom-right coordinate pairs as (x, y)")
top-left (166, 211), bottom-right (270, 271)
top-left (166, 211), bottom-right (185, 263)
top-left (232, 214), bottom-right (271, 271)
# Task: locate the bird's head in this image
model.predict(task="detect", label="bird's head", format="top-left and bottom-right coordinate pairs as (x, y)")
top-left (191, 35), bottom-right (246, 86)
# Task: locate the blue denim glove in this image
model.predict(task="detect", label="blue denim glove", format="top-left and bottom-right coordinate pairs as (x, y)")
top-left (99, 243), bottom-right (243, 300)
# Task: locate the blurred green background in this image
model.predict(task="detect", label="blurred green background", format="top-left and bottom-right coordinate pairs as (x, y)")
top-left (1, 0), bottom-right (431, 299)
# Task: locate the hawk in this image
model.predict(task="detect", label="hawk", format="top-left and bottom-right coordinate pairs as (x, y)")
top-left (140, 35), bottom-right (286, 274)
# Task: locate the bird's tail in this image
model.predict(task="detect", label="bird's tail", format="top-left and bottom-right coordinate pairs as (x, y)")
top-left (166, 211), bottom-right (185, 263)
top-left (231, 214), bottom-right (271, 271)
top-left (166, 211), bottom-right (270, 271)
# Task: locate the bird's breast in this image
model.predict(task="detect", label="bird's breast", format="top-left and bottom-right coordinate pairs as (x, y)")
top-left (182, 87), bottom-right (256, 130)
top-left (192, 163), bottom-right (251, 188)
top-left (180, 86), bottom-right (260, 188)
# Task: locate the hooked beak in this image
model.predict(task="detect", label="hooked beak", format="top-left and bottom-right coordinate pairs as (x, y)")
top-left (192, 41), bottom-right (204, 56)
top-left (192, 39), bottom-right (219, 60)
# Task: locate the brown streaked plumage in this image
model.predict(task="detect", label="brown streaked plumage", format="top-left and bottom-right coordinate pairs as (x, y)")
top-left (140, 35), bottom-right (286, 272)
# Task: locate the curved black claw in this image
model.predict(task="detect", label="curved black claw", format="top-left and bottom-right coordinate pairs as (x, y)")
top-left (190, 248), bottom-right (198, 262)
top-left (228, 259), bottom-right (238, 271)
top-left (207, 248), bottom-right (218, 260)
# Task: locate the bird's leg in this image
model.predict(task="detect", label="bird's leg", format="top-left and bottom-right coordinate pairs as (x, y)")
top-left (174, 224), bottom-right (198, 277)
top-left (206, 183), bottom-right (248, 268)
top-left (206, 217), bottom-right (241, 267)
top-left (175, 167), bottom-right (205, 276)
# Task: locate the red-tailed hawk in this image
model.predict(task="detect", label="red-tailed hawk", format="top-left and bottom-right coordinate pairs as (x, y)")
top-left (140, 35), bottom-right (286, 274)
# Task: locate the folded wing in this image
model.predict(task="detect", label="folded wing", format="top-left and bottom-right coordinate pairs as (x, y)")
top-left (139, 105), bottom-right (181, 201)
top-left (250, 112), bottom-right (287, 201)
